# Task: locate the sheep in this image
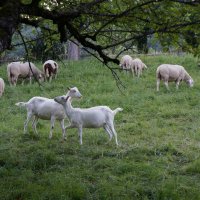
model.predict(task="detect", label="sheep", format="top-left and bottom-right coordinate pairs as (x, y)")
top-left (131, 58), bottom-right (147, 78)
top-left (54, 87), bottom-right (123, 145)
top-left (7, 61), bottom-right (44, 86)
top-left (15, 88), bottom-right (82, 139)
top-left (156, 64), bottom-right (194, 91)
top-left (43, 60), bottom-right (59, 82)
top-left (119, 55), bottom-right (133, 72)
top-left (0, 78), bottom-right (5, 97)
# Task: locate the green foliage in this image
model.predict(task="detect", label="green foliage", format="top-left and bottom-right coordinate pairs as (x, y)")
top-left (0, 55), bottom-right (200, 199)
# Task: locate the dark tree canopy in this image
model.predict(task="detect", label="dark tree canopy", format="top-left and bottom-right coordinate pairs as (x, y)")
top-left (1, 0), bottom-right (200, 64)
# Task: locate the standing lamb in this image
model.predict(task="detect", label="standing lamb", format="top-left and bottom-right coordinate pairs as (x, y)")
top-left (43, 60), bottom-right (59, 82)
top-left (119, 55), bottom-right (133, 72)
top-left (7, 61), bottom-right (44, 86)
top-left (131, 58), bottom-right (147, 78)
top-left (54, 87), bottom-right (123, 145)
top-left (0, 78), bottom-right (5, 97)
top-left (156, 64), bottom-right (194, 91)
top-left (15, 87), bottom-right (82, 140)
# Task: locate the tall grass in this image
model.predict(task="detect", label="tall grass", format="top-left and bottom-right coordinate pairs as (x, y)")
top-left (0, 54), bottom-right (200, 199)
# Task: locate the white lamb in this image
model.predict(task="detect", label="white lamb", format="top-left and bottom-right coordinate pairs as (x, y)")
top-left (43, 60), bottom-right (59, 82)
top-left (7, 61), bottom-right (44, 86)
top-left (119, 55), bottom-right (133, 72)
top-left (156, 64), bottom-right (194, 91)
top-left (0, 78), bottom-right (5, 97)
top-left (15, 88), bottom-right (82, 139)
top-left (131, 58), bottom-right (147, 77)
top-left (54, 87), bottom-right (123, 145)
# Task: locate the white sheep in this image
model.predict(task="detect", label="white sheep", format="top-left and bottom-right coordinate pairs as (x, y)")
top-left (131, 58), bottom-right (147, 78)
top-left (7, 61), bottom-right (44, 86)
top-left (15, 88), bottom-right (82, 139)
top-left (54, 87), bottom-right (123, 145)
top-left (0, 78), bottom-right (5, 97)
top-left (119, 55), bottom-right (133, 72)
top-left (156, 64), bottom-right (194, 91)
top-left (43, 60), bottom-right (59, 82)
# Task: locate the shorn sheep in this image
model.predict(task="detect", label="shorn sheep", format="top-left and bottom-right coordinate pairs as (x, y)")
top-left (43, 60), bottom-right (59, 82)
top-left (131, 58), bottom-right (147, 78)
top-left (119, 55), bottom-right (133, 72)
top-left (7, 61), bottom-right (44, 86)
top-left (156, 64), bottom-right (194, 91)
top-left (54, 87), bottom-right (123, 145)
top-left (15, 88), bottom-right (82, 139)
top-left (0, 78), bottom-right (5, 97)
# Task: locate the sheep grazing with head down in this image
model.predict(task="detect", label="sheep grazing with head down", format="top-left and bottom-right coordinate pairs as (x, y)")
top-left (15, 87), bottom-right (82, 139)
top-left (43, 60), bottom-right (59, 82)
top-left (156, 64), bottom-right (194, 91)
top-left (54, 87), bottom-right (123, 145)
top-left (119, 55), bottom-right (133, 72)
top-left (7, 61), bottom-right (44, 86)
top-left (131, 58), bottom-right (147, 78)
top-left (0, 78), bottom-right (5, 97)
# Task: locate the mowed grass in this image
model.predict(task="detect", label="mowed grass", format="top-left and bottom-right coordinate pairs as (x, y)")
top-left (0, 54), bottom-right (200, 200)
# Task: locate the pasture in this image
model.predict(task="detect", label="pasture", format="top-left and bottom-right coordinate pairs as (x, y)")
top-left (0, 54), bottom-right (200, 200)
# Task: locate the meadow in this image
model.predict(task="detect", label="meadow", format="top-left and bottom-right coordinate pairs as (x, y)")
top-left (0, 54), bottom-right (200, 200)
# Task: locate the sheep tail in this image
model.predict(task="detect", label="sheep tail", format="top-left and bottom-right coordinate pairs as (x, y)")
top-left (15, 102), bottom-right (27, 107)
top-left (113, 108), bottom-right (123, 115)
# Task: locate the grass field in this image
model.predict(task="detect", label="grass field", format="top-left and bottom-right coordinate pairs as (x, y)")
top-left (0, 54), bottom-right (200, 200)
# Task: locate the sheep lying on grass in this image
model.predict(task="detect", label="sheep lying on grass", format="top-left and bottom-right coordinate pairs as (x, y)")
top-left (131, 58), bottom-right (147, 78)
top-left (0, 78), bottom-right (5, 97)
top-left (15, 88), bottom-right (83, 139)
top-left (7, 61), bottom-right (44, 86)
top-left (43, 60), bottom-right (59, 82)
top-left (54, 87), bottom-right (123, 145)
top-left (156, 64), bottom-right (194, 91)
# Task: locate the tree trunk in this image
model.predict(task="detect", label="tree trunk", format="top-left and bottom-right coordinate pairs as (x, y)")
top-left (0, 0), bottom-right (20, 52)
top-left (67, 40), bottom-right (80, 60)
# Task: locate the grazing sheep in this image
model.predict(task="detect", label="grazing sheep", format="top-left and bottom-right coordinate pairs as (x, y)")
top-left (156, 64), bottom-right (194, 91)
top-left (43, 60), bottom-right (59, 82)
top-left (0, 78), bottom-right (5, 97)
top-left (131, 58), bottom-right (147, 78)
top-left (119, 55), bottom-right (133, 72)
top-left (7, 61), bottom-right (44, 86)
top-left (54, 87), bottom-right (123, 145)
top-left (15, 88), bottom-right (82, 139)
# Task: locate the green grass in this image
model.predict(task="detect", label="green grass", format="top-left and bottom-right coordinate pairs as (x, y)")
top-left (1, 54), bottom-right (200, 199)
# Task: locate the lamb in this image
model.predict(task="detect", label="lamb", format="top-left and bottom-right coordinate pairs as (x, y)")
top-left (131, 58), bottom-right (147, 77)
top-left (54, 87), bottom-right (123, 145)
top-left (119, 55), bottom-right (133, 72)
top-left (0, 78), bottom-right (5, 97)
top-left (7, 61), bottom-right (44, 86)
top-left (156, 64), bottom-right (194, 91)
top-left (43, 60), bottom-right (59, 82)
top-left (15, 88), bottom-right (82, 139)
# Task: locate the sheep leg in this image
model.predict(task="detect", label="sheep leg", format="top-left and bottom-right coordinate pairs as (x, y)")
top-left (78, 126), bottom-right (83, 145)
top-left (175, 81), bottom-right (180, 89)
top-left (24, 112), bottom-right (33, 134)
top-left (156, 79), bottom-right (160, 91)
top-left (60, 119), bottom-right (66, 140)
top-left (49, 117), bottom-right (55, 139)
top-left (32, 116), bottom-right (38, 134)
top-left (108, 123), bottom-right (119, 146)
top-left (103, 125), bottom-right (113, 141)
top-left (164, 81), bottom-right (169, 90)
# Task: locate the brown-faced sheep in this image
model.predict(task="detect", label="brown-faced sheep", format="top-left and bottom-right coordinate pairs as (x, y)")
top-left (43, 60), bottom-right (58, 82)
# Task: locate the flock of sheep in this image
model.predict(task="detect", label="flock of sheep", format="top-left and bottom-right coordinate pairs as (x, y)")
top-left (119, 54), bottom-right (194, 91)
top-left (0, 55), bottom-right (194, 145)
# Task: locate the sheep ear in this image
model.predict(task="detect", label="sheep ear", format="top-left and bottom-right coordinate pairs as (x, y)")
top-left (67, 87), bottom-right (71, 90)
